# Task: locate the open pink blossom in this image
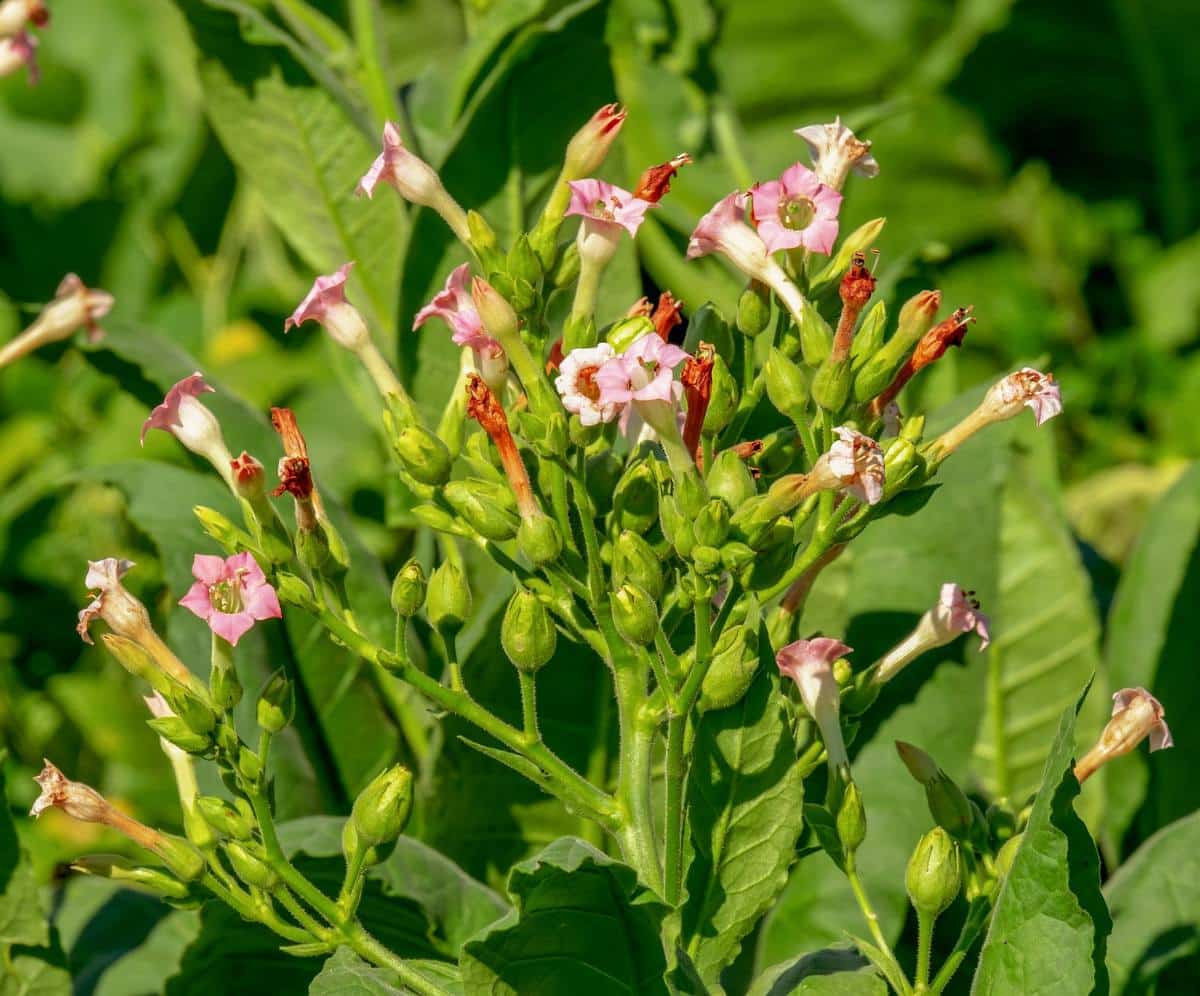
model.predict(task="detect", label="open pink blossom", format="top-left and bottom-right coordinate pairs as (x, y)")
top-left (687, 191), bottom-right (754, 261)
top-left (0, 30), bottom-right (37, 84)
top-left (777, 637), bottom-right (853, 768)
top-left (595, 333), bottom-right (688, 407)
top-left (750, 163), bottom-right (842, 255)
top-left (872, 583), bottom-right (989, 685)
top-left (565, 179), bottom-right (653, 238)
top-left (285, 262), bottom-right (370, 351)
top-left (179, 552), bottom-right (281, 646)
top-left (140, 372), bottom-right (234, 480)
top-left (822, 426), bottom-right (885, 505)
top-left (1075, 687), bottom-right (1172, 783)
top-left (795, 117), bottom-right (879, 190)
top-left (414, 263), bottom-right (500, 354)
top-left (982, 367), bottom-right (1063, 426)
top-left (555, 343), bottom-right (620, 426)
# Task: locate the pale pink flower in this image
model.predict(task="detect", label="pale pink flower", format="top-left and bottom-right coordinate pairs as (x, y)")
top-left (0, 0), bottom-right (48, 37)
top-left (982, 367), bottom-right (1063, 426)
top-left (750, 163), bottom-right (842, 255)
top-left (284, 262), bottom-right (370, 351)
top-left (822, 426), bottom-right (885, 505)
top-left (140, 372), bottom-right (234, 480)
top-left (565, 179), bottom-right (653, 238)
top-left (414, 263), bottom-right (499, 353)
top-left (41, 273), bottom-right (113, 340)
top-left (594, 333), bottom-right (688, 407)
top-left (873, 583), bottom-right (990, 685)
top-left (777, 637), bottom-right (853, 768)
top-left (76, 558), bottom-right (138, 644)
top-left (356, 122), bottom-right (442, 203)
top-left (179, 552), bottom-right (282, 646)
top-left (555, 343), bottom-right (621, 426)
top-left (1075, 687), bottom-right (1173, 783)
top-left (564, 103), bottom-right (627, 177)
top-left (0, 30), bottom-right (37, 84)
top-left (795, 117), bottom-right (879, 190)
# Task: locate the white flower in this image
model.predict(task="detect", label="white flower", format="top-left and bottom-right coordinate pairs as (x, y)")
top-left (555, 343), bottom-right (621, 426)
top-left (794, 117), bottom-right (879, 190)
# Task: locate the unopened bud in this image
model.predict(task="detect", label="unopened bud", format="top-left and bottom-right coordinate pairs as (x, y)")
top-left (764, 347), bottom-right (809, 420)
top-left (896, 741), bottom-right (976, 841)
top-left (147, 717), bottom-right (211, 755)
top-left (275, 572), bottom-right (318, 613)
top-left (256, 669), bottom-right (294, 734)
top-left (906, 827), bottom-right (962, 918)
top-left (507, 235), bottom-right (543, 289)
top-left (837, 781), bottom-right (867, 855)
top-left (466, 210), bottom-right (503, 271)
top-left (706, 449), bottom-right (757, 508)
top-left (850, 300), bottom-right (886, 368)
top-left (501, 588), bottom-right (557, 672)
top-left (517, 512), bottom-right (563, 566)
top-left (606, 315), bottom-right (655, 354)
top-left (699, 622), bottom-right (760, 711)
top-left (736, 281), bottom-right (772, 337)
top-left (154, 833), bottom-right (206, 882)
top-left (613, 530), bottom-right (665, 601)
top-left (427, 561), bottom-right (472, 634)
top-left (71, 858), bottom-right (190, 900)
top-left (193, 506), bottom-right (246, 552)
top-left (390, 559), bottom-right (426, 618)
top-left (564, 103), bottom-right (627, 178)
top-left (811, 355), bottom-right (852, 413)
top-left (799, 302), bottom-right (833, 365)
top-left (694, 499), bottom-right (732, 548)
top-left (703, 355), bottom-right (738, 435)
top-left (237, 747), bottom-right (262, 783)
top-left (225, 841), bottom-right (278, 890)
top-left (444, 478), bottom-right (520, 541)
top-left (612, 583), bottom-right (658, 645)
top-left (392, 424), bottom-right (452, 486)
top-left (100, 634), bottom-right (176, 698)
top-left (351, 765), bottom-right (414, 848)
top-left (471, 276), bottom-right (520, 342)
top-left (612, 462), bottom-right (659, 534)
top-left (196, 796), bottom-right (252, 841)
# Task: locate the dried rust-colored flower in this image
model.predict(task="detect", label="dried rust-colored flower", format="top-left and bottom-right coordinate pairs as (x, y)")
top-left (633, 153), bottom-right (692, 203)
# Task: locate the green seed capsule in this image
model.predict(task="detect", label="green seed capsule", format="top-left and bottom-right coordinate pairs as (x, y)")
top-left (444, 478), bottom-right (520, 541)
top-left (351, 765), bottom-right (414, 849)
top-left (427, 561), bottom-right (472, 635)
top-left (517, 513), bottom-right (563, 566)
top-left (392, 425), bottom-right (452, 486)
top-left (391, 559), bottom-right (427, 618)
top-left (837, 781), bottom-right (867, 856)
top-left (225, 841), bottom-right (278, 890)
top-left (736, 281), bottom-right (772, 337)
top-left (613, 530), bottom-right (665, 601)
top-left (706, 450), bottom-right (757, 509)
top-left (612, 583), bottom-right (658, 646)
top-left (501, 588), bottom-right (557, 673)
top-left (906, 827), bottom-right (962, 918)
top-left (256, 669), bottom-right (294, 734)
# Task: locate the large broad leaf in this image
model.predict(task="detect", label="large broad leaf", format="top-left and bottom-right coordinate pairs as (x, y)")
top-left (460, 837), bottom-right (670, 995)
top-left (748, 949), bottom-right (884, 996)
top-left (759, 389), bottom-right (1017, 965)
top-left (971, 696), bottom-right (1111, 995)
top-left (681, 663), bottom-right (806, 990)
top-left (1104, 462), bottom-right (1200, 847)
top-left (970, 435), bottom-right (1107, 814)
top-left (180, 1), bottom-right (402, 338)
top-left (1104, 810), bottom-right (1200, 993)
top-left (310, 946), bottom-right (463, 996)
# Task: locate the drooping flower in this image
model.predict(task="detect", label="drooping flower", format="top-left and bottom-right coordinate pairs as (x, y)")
top-left (0, 30), bottom-right (37, 84)
top-left (466, 374), bottom-right (541, 522)
top-left (777, 637), bottom-right (853, 768)
top-left (565, 179), bottom-right (654, 238)
top-left (982, 367), bottom-right (1063, 426)
top-left (814, 426), bottom-right (885, 505)
top-left (0, 273), bottom-right (115, 369)
top-left (140, 372), bottom-right (235, 481)
top-left (795, 117), bottom-right (879, 191)
top-left (284, 262), bottom-right (369, 351)
top-left (555, 342), bottom-right (620, 426)
top-left (76, 558), bottom-right (141, 645)
top-left (872, 584), bottom-right (990, 685)
top-left (414, 263), bottom-right (500, 354)
top-left (179, 552), bottom-right (282, 646)
top-left (750, 162), bottom-right (843, 255)
top-left (1074, 687), bottom-right (1173, 783)
top-left (0, 0), bottom-right (48, 37)
top-left (563, 103), bottom-right (627, 178)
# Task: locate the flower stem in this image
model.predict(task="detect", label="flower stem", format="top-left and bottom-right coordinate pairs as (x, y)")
top-left (915, 910), bottom-right (935, 992)
top-left (845, 856), bottom-right (911, 995)
top-left (519, 670), bottom-right (540, 745)
top-left (663, 712), bottom-right (687, 905)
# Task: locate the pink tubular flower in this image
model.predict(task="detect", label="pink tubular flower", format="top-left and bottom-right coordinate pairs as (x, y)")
top-left (872, 584), bottom-right (990, 685)
top-left (814, 426), bottom-right (885, 505)
top-left (179, 552), bottom-right (282, 646)
top-left (0, 30), bottom-right (37, 85)
top-left (357, 122), bottom-right (441, 203)
top-left (565, 179), bottom-right (654, 238)
top-left (555, 343), bottom-right (620, 426)
top-left (1075, 687), bottom-right (1172, 783)
top-left (983, 367), bottom-right (1063, 426)
top-left (594, 333), bottom-right (688, 407)
top-left (141, 372), bottom-right (234, 480)
top-left (750, 163), bottom-right (842, 255)
top-left (285, 262), bottom-right (370, 352)
top-left (777, 637), bottom-right (853, 768)
top-left (414, 263), bottom-right (500, 354)
top-left (795, 117), bottom-right (879, 191)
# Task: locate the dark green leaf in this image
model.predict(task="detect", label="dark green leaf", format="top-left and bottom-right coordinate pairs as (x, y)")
top-left (748, 948), bottom-right (882, 996)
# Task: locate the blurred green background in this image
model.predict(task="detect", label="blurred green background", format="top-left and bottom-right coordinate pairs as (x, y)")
top-left (2, 0), bottom-right (1199, 991)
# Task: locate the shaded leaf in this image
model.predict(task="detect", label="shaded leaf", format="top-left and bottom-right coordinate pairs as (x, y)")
top-left (310, 947), bottom-right (403, 996)
top-left (748, 948), bottom-right (883, 996)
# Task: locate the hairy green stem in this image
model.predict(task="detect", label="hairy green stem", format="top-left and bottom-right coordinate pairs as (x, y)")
top-left (915, 910), bottom-right (934, 992)
top-left (846, 857), bottom-right (911, 995)
top-left (663, 713), bottom-right (687, 906)
top-left (519, 670), bottom-right (540, 745)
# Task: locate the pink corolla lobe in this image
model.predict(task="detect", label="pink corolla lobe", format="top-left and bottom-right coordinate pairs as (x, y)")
top-left (414, 263), bottom-right (500, 354)
top-left (179, 552), bottom-right (282, 646)
top-left (565, 179), bottom-right (654, 238)
top-left (749, 162), bottom-right (842, 255)
top-left (594, 332), bottom-right (688, 407)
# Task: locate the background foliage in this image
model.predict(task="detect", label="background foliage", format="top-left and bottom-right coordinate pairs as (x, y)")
top-left (1, 0), bottom-right (1198, 992)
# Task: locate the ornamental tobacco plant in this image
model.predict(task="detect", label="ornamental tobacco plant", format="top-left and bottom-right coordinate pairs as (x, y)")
top-left (2, 11), bottom-right (1182, 993)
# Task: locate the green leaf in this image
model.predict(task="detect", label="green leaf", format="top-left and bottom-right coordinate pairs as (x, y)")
top-left (972, 694), bottom-right (1112, 995)
top-left (310, 947), bottom-right (404, 995)
top-left (970, 434), bottom-right (1107, 812)
top-left (1104, 462), bottom-right (1200, 845)
top-left (681, 664), bottom-right (806, 988)
top-left (1104, 810), bottom-right (1200, 993)
top-left (0, 950), bottom-right (72, 996)
top-left (460, 837), bottom-right (670, 995)
top-left (748, 949), bottom-right (883, 996)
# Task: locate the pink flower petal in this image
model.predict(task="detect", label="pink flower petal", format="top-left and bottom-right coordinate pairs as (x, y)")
top-left (179, 581), bottom-right (214, 621)
top-left (285, 262), bottom-right (354, 331)
top-left (209, 610), bottom-right (256, 647)
top-left (141, 372), bottom-right (214, 445)
top-left (243, 582), bottom-right (283, 622)
top-left (191, 554), bottom-right (229, 586)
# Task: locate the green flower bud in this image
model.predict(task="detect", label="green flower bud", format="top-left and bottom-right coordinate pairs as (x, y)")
top-left (100, 634), bottom-right (176, 698)
top-left (611, 462), bottom-right (658, 534)
top-left (501, 588), bottom-right (557, 672)
top-left (808, 217), bottom-right (887, 298)
top-left (563, 312), bottom-right (595, 352)
top-left (703, 355), bottom-right (739, 435)
top-left (427, 561), bottom-right (472, 636)
top-left (154, 833), bottom-right (206, 882)
top-left (209, 658), bottom-right (242, 713)
top-left (692, 545), bottom-right (723, 576)
top-left (193, 506), bottom-right (249, 553)
top-left (225, 840), bottom-right (278, 890)
top-left (736, 281), bottom-right (772, 337)
top-left (699, 623), bottom-right (760, 711)
top-left (837, 781), bottom-right (867, 856)
top-left (467, 210), bottom-right (504, 273)
top-left (393, 425), bottom-right (452, 486)
top-left (585, 451), bottom-right (622, 518)
top-left (694, 499), bottom-right (732, 548)
top-left (71, 858), bottom-right (191, 900)
top-left (811, 355), bottom-right (852, 413)
top-left (412, 503), bottom-right (462, 535)
top-left (720, 541), bottom-right (756, 573)
top-left (196, 796), bottom-right (252, 841)
top-left (895, 741), bottom-right (977, 842)
top-left (850, 300), bottom-right (887, 369)
top-left (237, 747), bottom-right (262, 783)
top-left (853, 290), bottom-right (941, 402)
top-left (901, 413), bottom-right (926, 443)
top-left (706, 450), bottom-right (757, 509)
top-left (507, 234), bottom-right (544, 289)
top-left (444, 478), bottom-right (520, 541)
top-left (351, 765), bottom-right (414, 848)
top-left (612, 583), bottom-right (658, 646)
top-left (182, 801), bottom-right (218, 850)
top-left (764, 347), bottom-right (810, 421)
top-left (216, 723), bottom-right (240, 757)
top-left (552, 242), bottom-right (581, 289)
top-left (606, 316), bottom-right (656, 354)
top-left (391, 559), bottom-right (427, 618)
top-left (799, 304), bottom-right (833, 366)
top-left (906, 827), bottom-right (962, 918)
top-left (686, 303), bottom-right (734, 361)
top-left (147, 717), bottom-right (212, 755)
top-left (256, 669), bottom-right (294, 734)
top-left (613, 530), bottom-right (665, 601)
top-left (883, 438), bottom-right (923, 498)
top-left (295, 522), bottom-right (331, 572)
top-left (275, 572), bottom-right (318, 613)
top-left (517, 513), bottom-right (563, 566)
top-left (661, 496), bottom-right (695, 558)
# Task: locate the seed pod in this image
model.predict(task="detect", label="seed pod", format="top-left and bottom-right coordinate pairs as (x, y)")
top-left (706, 449), bottom-right (757, 509)
top-left (736, 281), bottom-right (772, 337)
top-left (694, 499), bottom-right (732, 548)
top-left (610, 462), bottom-right (658, 535)
top-left (391, 559), bottom-right (427, 618)
top-left (196, 796), bottom-right (253, 841)
top-left (274, 572), bottom-right (318, 613)
top-left (392, 424), bottom-right (452, 486)
top-left (501, 588), bottom-right (557, 673)
top-left (256, 669), bottom-right (294, 734)
top-left (906, 827), bottom-right (962, 918)
top-left (837, 781), bottom-right (867, 856)
top-left (811, 355), bottom-right (852, 413)
top-left (444, 478), bottom-right (520, 541)
top-left (764, 348), bottom-right (809, 421)
top-left (799, 304), bottom-right (833, 366)
top-left (612, 583), bottom-right (658, 646)
top-left (699, 621), bottom-right (760, 711)
top-left (225, 841), bottom-right (278, 890)
top-left (517, 513), bottom-right (563, 566)
top-left (613, 530), bottom-right (665, 601)
top-left (427, 561), bottom-right (472, 635)
top-left (692, 545), bottom-right (723, 577)
top-left (351, 765), bottom-right (414, 849)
